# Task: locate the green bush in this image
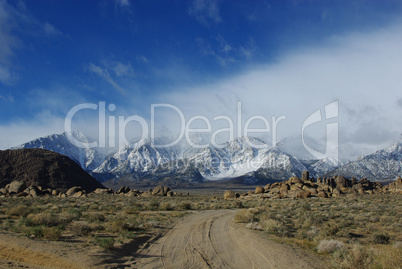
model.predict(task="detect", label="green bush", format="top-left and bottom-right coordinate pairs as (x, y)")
top-left (371, 232), bottom-right (390, 244)
top-left (7, 205), bottom-right (32, 217)
top-left (149, 200), bottom-right (160, 211)
top-left (95, 236), bottom-right (114, 250)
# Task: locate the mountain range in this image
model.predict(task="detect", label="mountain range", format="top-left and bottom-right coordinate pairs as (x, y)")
top-left (12, 132), bottom-right (402, 185)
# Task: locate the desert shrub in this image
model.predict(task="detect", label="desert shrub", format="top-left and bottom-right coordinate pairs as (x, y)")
top-left (159, 202), bottom-right (173, 211)
top-left (105, 219), bottom-right (127, 233)
top-left (317, 239), bottom-right (345, 253)
top-left (371, 232), bottom-right (390, 244)
top-left (260, 218), bottom-right (282, 234)
top-left (145, 220), bottom-right (160, 229)
top-left (179, 202), bottom-right (192, 210)
top-left (333, 244), bottom-right (373, 269)
top-left (23, 226), bottom-right (44, 238)
top-left (67, 208), bottom-right (82, 219)
top-left (94, 236), bottom-right (114, 250)
top-left (234, 201), bottom-right (244, 208)
top-left (149, 200), bottom-right (160, 211)
top-left (276, 223), bottom-right (296, 237)
top-left (322, 221), bottom-right (339, 236)
top-left (246, 222), bottom-right (263, 230)
top-left (43, 226), bottom-right (62, 240)
top-left (7, 205), bottom-right (32, 217)
top-left (27, 213), bottom-right (59, 227)
top-left (306, 226), bottom-right (319, 240)
top-left (234, 209), bottom-right (256, 223)
top-left (68, 221), bottom-right (94, 236)
top-left (85, 213), bottom-right (106, 223)
top-left (58, 211), bottom-right (80, 225)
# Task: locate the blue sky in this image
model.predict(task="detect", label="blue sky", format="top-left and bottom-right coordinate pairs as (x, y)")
top-left (1, 0), bottom-right (402, 153)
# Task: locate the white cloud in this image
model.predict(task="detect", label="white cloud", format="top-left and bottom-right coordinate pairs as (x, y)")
top-left (0, 116), bottom-right (65, 149)
top-left (0, 1), bottom-right (64, 84)
top-left (43, 22), bottom-right (62, 37)
top-left (87, 62), bottom-right (126, 94)
top-left (115, 0), bottom-right (130, 8)
top-left (107, 61), bottom-right (134, 77)
top-left (0, 0), bottom-right (20, 84)
top-left (0, 93), bottom-right (13, 102)
top-left (154, 22), bottom-right (402, 152)
top-left (196, 37), bottom-right (236, 66)
top-left (0, 64), bottom-right (11, 84)
top-left (189, 0), bottom-right (222, 26)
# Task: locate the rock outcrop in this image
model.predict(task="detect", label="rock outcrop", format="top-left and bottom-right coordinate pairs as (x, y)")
top-left (0, 149), bottom-right (105, 192)
top-left (227, 170), bottom-right (401, 200)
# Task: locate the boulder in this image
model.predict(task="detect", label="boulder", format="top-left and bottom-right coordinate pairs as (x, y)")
top-left (335, 176), bottom-right (351, 188)
top-left (29, 188), bottom-right (38, 197)
top-left (332, 188), bottom-right (341, 197)
top-left (302, 170), bottom-right (309, 181)
top-left (255, 186), bottom-right (264, 194)
top-left (152, 185), bottom-right (168, 196)
top-left (9, 180), bottom-right (26, 194)
top-left (118, 186), bottom-right (130, 194)
top-left (66, 186), bottom-right (82, 196)
top-left (290, 185), bottom-right (302, 191)
top-left (163, 186), bottom-right (171, 194)
top-left (317, 191), bottom-right (328, 198)
top-left (73, 190), bottom-right (85, 197)
top-left (224, 190), bottom-right (236, 200)
top-left (93, 188), bottom-right (109, 194)
top-left (289, 177), bottom-right (302, 184)
top-left (296, 191), bottom-right (311, 199)
top-left (388, 177), bottom-right (402, 193)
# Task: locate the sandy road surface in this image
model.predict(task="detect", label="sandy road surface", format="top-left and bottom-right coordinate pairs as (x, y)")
top-left (134, 209), bottom-right (328, 269)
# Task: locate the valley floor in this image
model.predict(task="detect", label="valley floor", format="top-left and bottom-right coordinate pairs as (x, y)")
top-left (0, 193), bottom-right (400, 268)
top-left (0, 209), bottom-right (327, 269)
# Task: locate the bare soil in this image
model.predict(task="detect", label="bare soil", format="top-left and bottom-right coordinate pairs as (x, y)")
top-left (133, 209), bottom-right (328, 269)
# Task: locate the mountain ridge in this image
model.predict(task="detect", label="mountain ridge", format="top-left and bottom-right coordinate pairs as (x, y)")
top-left (10, 132), bottom-right (402, 184)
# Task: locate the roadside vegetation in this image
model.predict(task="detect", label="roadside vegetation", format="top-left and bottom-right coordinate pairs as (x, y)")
top-left (0, 192), bottom-right (400, 268)
top-left (0, 193), bottom-right (252, 251)
top-left (234, 194), bottom-right (402, 268)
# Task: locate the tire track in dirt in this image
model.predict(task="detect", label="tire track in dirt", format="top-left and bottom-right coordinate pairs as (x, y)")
top-left (134, 209), bottom-right (328, 269)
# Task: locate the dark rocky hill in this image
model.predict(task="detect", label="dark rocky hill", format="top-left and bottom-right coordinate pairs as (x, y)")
top-left (0, 148), bottom-right (105, 192)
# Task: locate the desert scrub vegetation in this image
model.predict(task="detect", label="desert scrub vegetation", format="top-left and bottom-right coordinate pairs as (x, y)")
top-left (0, 194), bottom-right (204, 250)
top-left (235, 194), bottom-right (402, 268)
top-left (0, 192), bottom-right (259, 251)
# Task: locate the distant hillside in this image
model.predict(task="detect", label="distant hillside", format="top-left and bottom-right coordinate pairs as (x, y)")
top-left (324, 143), bottom-right (402, 181)
top-left (0, 148), bottom-right (105, 192)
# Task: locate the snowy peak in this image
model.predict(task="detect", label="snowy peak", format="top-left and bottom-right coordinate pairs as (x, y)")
top-left (12, 132), bottom-right (402, 184)
top-left (325, 142), bottom-right (402, 180)
top-left (12, 132), bottom-right (105, 171)
top-left (93, 138), bottom-right (177, 175)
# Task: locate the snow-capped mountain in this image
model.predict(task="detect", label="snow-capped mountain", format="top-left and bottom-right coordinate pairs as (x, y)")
top-left (92, 138), bottom-right (178, 178)
top-left (252, 148), bottom-right (308, 182)
top-left (324, 142), bottom-right (402, 180)
top-left (188, 137), bottom-right (270, 180)
top-left (11, 131), bottom-right (400, 184)
top-left (12, 132), bottom-right (106, 172)
top-left (301, 157), bottom-right (345, 178)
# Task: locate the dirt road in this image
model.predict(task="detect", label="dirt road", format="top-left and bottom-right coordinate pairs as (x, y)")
top-left (134, 210), bottom-right (327, 269)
